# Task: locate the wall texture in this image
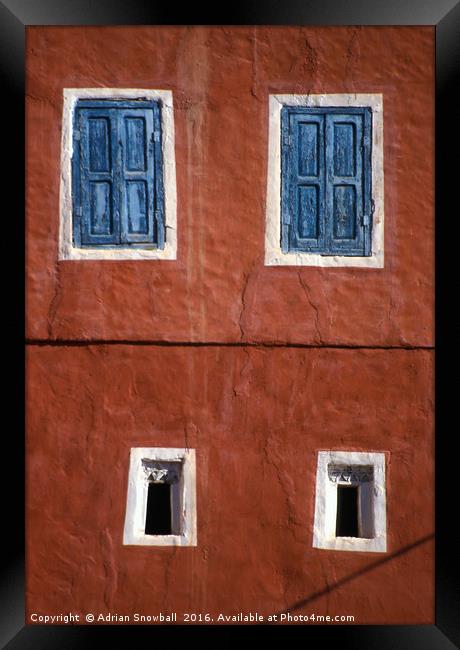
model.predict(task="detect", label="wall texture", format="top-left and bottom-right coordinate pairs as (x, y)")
top-left (27, 346), bottom-right (434, 624)
top-left (26, 26), bottom-right (434, 624)
top-left (26, 26), bottom-right (434, 346)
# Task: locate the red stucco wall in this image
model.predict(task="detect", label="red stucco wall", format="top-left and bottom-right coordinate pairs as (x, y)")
top-left (26, 26), bottom-right (434, 346)
top-left (27, 346), bottom-right (433, 624)
top-left (26, 26), bottom-right (434, 625)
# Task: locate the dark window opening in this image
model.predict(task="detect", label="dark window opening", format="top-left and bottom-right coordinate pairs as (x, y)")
top-left (336, 485), bottom-right (359, 537)
top-left (145, 482), bottom-right (172, 535)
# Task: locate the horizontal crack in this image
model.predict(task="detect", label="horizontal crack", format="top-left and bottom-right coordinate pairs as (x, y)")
top-left (25, 339), bottom-right (434, 351)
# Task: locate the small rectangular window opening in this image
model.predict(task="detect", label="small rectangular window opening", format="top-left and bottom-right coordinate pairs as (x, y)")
top-left (145, 483), bottom-right (172, 535)
top-left (142, 459), bottom-right (182, 537)
top-left (313, 453), bottom-right (386, 552)
top-left (124, 448), bottom-right (196, 546)
top-left (336, 485), bottom-right (359, 537)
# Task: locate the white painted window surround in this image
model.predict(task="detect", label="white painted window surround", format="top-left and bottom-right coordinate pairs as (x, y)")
top-left (312, 450), bottom-right (387, 553)
top-left (59, 88), bottom-right (177, 260)
top-left (265, 93), bottom-right (384, 268)
top-left (123, 447), bottom-right (197, 546)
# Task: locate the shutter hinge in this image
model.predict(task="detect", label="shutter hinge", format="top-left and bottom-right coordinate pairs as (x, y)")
top-left (153, 130), bottom-right (160, 142)
top-left (283, 134), bottom-right (292, 147)
top-left (76, 206), bottom-right (83, 217)
top-left (363, 135), bottom-right (371, 147)
top-left (362, 214), bottom-right (370, 227)
top-left (74, 130), bottom-right (81, 141)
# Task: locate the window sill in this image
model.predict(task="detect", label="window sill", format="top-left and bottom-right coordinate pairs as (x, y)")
top-left (264, 249), bottom-right (384, 268)
top-left (123, 533), bottom-right (192, 547)
top-left (59, 241), bottom-right (177, 261)
top-left (313, 534), bottom-right (387, 553)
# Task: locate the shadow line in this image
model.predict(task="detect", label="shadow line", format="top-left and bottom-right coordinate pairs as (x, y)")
top-left (274, 532), bottom-right (434, 618)
top-left (25, 339), bottom-right (434, 351)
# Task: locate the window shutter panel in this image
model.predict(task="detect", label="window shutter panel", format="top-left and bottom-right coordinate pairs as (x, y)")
top-left (280, 108), bottom-right (292, 253)
top-left (281, 108), bottom-right (326, 253)
top-left (362, 108), bottom-right (373, 256)
top-left (76, 107), bottom-right (120, 245)
top-left (118, 107), bottom-right (156, 244)
top-left (152, 101), bottom-right (165, 250)
top-left (325, 111), bottom-right (371, 255)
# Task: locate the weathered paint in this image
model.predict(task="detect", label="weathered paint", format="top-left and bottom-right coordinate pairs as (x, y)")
top-left (269, 94), bottom-right (382, 266)
top-left (59, 88), bottom-right (177, 260)
top-left (73, 99), bottom-right (165, 249)
top-left (27, 345), bottom-right (434, 624)
top-left (27, 27), bottom-right (433, 344)
top-left (280, 105), bottom-right (372, 256)
top-left (26, 26), bottom-right (434, 626)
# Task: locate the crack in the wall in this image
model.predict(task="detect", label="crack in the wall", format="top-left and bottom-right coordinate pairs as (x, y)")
top-left (26, 339), bottom-right (434, 350)
top-left (238, 264), bottom-right (257, 342)
top-left (47, 261), bottom-right (63, 339)
top-left (261, 433), bottom-right (305, 547)
top-left (183, 424), bottom-right (191, 451)
top-left (250, 27), bottom-right (263, 102)
top-left (83, 386), bottom-right (96, 472)
top-left (388, 286), bottom-right (398, 342)
top-left (232, 347), bottom-right (252, 399)
top-left (238, 274), bottom-right (250, 341)
top-left (345, 27), bottom-right (361, 92)
top-left (100, 528), bottom-right (117, 611)
top-left (66, 573), bottom-right (75, 603)
top-left (297, 271), bottom-right (324, 345)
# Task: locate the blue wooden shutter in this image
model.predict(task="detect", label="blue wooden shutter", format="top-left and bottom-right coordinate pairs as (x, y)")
top-left (119, 106), bottom-right (161, 246)
top-left (72, 99), bottom-right (165, 249)
top-left (325, 109), bottom-right (372, 256)
top-left (152, 101), bottom-right (165, 249)
top-left (280, 106), bottom-right (372, 256)
top-left (75, 107), bottom-right (120, 246)
top-left (281, 108), bottom-right (326, 253)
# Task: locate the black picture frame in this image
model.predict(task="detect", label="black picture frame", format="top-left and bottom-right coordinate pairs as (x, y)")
top-left (3, 0), bottom-right (458, 647)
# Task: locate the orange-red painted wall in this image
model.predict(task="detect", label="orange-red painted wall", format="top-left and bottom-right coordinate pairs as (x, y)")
top-left (26, 26), bottom-right (434, 624)
top-left (26, 26), bottom-right (433, 346)
top-left (27, 346), bottom-right (434, 623)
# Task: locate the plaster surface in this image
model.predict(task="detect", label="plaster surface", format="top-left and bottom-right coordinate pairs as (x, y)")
top-left (27, 345), bottom-right (434, 624)
top-left (26, 25), bottom-right (434, 628)
top-left (26, 26), bottom-right (434, 345)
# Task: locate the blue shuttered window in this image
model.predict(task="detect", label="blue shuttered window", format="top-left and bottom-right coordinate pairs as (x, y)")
top-left (281, 107), bottom-right (372, 256)
top-left (72, 100), bottom-right (165, 249)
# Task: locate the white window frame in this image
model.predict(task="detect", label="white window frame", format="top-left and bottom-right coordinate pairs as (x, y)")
top-left (123, 447), bottom-right (197, 546)
top-left (312, 450), bottom-right (387, 553)
top-left (265, 93), bottom-right (384, 268)
top-left (59, 88), bottom-right (177, 260)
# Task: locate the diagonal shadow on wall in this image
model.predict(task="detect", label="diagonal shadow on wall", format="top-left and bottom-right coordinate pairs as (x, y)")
top-left (272, 532), bottom-right (434, 618)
